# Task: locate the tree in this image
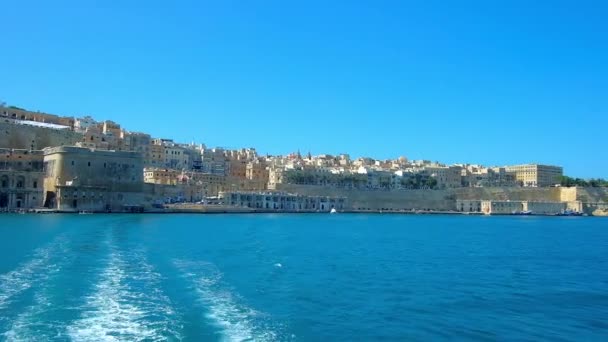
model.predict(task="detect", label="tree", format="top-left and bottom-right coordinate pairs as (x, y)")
top-left (561, 175), bottom-right (607, 187)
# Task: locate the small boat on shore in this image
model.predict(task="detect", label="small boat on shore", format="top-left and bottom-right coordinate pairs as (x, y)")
top-left (556, 210), bottom-right (583, 217)
top-left (512, 210), bottom-right (533, 216)
top-left (330, 208), bottom-right (337, 214)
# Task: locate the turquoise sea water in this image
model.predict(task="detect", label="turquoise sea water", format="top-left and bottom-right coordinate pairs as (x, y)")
top-left (0, 214), bottom-right (607, 341)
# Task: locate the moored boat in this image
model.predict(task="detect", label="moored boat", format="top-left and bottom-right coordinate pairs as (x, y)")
top-left (556, 210), bottom-right (583, 216)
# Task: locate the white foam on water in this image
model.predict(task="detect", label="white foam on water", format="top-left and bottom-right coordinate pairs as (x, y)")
top-left (0, 235), bottom-right (68, 310)
top-left (3, 280), bottom-right (58, 341)
top-left (174, 259), bottom-right (279, 342)
top-left (67, 248), bottom-right (182, 341)
top-left (1, 236), bottom-right (73, 340)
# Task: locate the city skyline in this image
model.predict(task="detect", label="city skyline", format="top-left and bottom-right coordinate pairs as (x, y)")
top-left (2, 1), bottom-right (607, 178)
top-left (0, 103), bottom-right (586, 187)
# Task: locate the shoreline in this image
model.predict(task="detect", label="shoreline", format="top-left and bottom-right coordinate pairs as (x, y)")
top-left (0, 208), bottom-right (600, 217)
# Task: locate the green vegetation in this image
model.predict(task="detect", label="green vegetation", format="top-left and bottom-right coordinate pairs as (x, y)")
top-left (7, 105), bottom-right (26, 111)
top-left (400, 174), bottom-right (438, 190)
top-left (560, 176), bottom-right (608, 187)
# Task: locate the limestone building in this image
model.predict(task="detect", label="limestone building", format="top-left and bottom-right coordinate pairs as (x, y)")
top-left (1, 105), bottom-right (74, 127)
top-left (504, 164), bottom-right (563, 187)
top-left (144, 168), bottom-right (180, 185)
top-left (201, 148), bottom-right (228, 175)
top-left (0, 149), bottom-right (44, 209)
top-left (42, 146), bottom-right (144, 211)
top-left (218, 191), bottom-right (346, 211)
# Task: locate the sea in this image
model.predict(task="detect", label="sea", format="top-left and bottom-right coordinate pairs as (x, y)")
top-left (0, 214), bottom-right (606, 341)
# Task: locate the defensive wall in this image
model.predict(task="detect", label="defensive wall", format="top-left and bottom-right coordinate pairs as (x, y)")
top-left (275, 184), bottom-right (607, 212)
top-left (0, 121), bottom-right (82, 150)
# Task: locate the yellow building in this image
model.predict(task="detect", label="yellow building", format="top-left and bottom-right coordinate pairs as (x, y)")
top-left (246, 160), bottom-right (267, 179)
top-left (505, 164), bottom-right (563, 187)
top-left (144, 168), bottom-right (180, 185)
top-left (481, 200), bottom-right (524, 214)
top-left (0, 149), bottom-right (45, 209)
top-left (148, 144), bottom-right (165, 167)
top-left (425, 166), bottom-right (463, 188)
top-left (229, 158), bottom-right (248, 179)
top-left (190, 172), bottom-right (227, 196)
top-left (42, 146), bottom-right (144, 211)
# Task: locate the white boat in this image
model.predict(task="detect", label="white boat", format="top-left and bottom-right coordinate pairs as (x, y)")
top-left (330, 208), bottom-right (337, 214)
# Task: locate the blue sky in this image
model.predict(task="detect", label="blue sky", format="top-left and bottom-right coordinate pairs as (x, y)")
top-left (1, 0), bottom-right (606, 177)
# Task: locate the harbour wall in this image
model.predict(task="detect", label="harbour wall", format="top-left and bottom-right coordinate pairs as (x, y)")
top-left (275, 184), bottom-right (607, 212)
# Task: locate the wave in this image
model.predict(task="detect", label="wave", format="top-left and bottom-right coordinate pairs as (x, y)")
top-left (174, 260), bottom-right (280, 342)
top-left (67, 247), bottom-right (182, 341)
top-left (0, 235), bottom-right (68, 310)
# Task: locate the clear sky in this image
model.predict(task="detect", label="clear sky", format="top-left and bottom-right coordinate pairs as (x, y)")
top-left (1, 0), bottom-right (606, 178)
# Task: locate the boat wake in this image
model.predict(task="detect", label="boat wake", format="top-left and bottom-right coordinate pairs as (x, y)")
top-left (3, 278), bottom-right (62, 341)
top-left (67, 247), bottom-right (182, 341)
top-left (174, 259), bottom-right (280, 342)
top-left (0, 235), bottom-right (68, 311)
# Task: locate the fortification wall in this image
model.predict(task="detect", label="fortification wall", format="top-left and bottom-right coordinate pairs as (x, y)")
top-left (452, 187), bottom-right (562, 201)
top-left (574, 187), bottom-right (608, 203)
top-left (276, 184), bottom-right (455, 210)
top-left (276, 184), bottom-right (569, 211)
top-left (0, 122), bottom-right (82, 149)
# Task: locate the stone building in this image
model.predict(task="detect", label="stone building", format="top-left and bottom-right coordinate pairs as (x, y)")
top-left (201, 148), bottom-right (228, 175)
top-left (42, 146), bottom-right (144, 211)
top-left (246, 159), bottom-right (269, 188)
top-left (189, 172), bottom-right (226, 197)
top-left (1, 106), bottom-right (74, 128)
top-left (143, 168), bottom-right (180, 185)
top-left (480, 200), bottom-right (567, 215)
top-left (164, 145), bottom-right (189, 169)
top-left (182, 147), bottom-right (203, 171)
top-left (144, 168), bottom-right (227, 198)
top-left (228, 158), bottom-right (248, 180)
top-left (218, 191), bottom-right (346, 211)
top-left (524, 201), bottom-right (567, 215)
top-left (148, 143), bottom-right (165, 167)
top-left (456, 200), bottom-right (482, 212)
top-left (425, 166), bottom-right (463, 188)
top-left (504, 164), bottom-right (563, 187)
top-left (481, 200), bottom-right (524, 214)
top-left (74, 116), bottom-right (98, 133)
top-left (0, 149), bottom-right (44, 210)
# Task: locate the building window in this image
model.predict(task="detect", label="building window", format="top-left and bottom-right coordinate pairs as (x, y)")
top-left (33, 181), bottom-right (37, 188)
top-left (71, 161), bottom-right (75, 166)
top-left (88, 162), bottom-right (91, 167)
